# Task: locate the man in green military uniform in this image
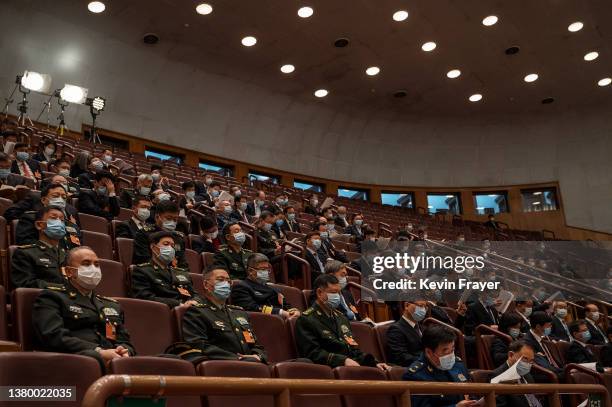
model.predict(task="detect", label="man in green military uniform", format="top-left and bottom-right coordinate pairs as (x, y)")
top-left (11, 206), bottom-right (69, 289)
top-left (177, 267), bottom-right (267, 363)
top-left (32, 246), bottom-right (135, 371)
top-left (132, 200), bottom-right (188, 268)
top-left (213, 222), bottom-right (252, 279)
top-left (295, 274), bottom-right (389, 370)
top-left (131, 231), bottom-right (202, 307)
top-left (255, 211), bottom-right (282, 260)
top-left (403, 325), bottom-right (476, 407)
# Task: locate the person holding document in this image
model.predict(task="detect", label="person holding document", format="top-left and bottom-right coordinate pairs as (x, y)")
top-left (490, 341), bottom-right (541, 407)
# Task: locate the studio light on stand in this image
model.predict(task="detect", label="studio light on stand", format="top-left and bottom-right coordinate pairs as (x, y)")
top-left (15, 71), bottom-right (52, 126)
top-left (85, 96), bottom-right (105, 144)
top-left (56, 84), bottom-right (88, 136)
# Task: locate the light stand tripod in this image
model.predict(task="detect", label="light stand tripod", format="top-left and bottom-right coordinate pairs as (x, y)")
top-left (16, 84), bottom-right (33, 127)
top-left (2, 76), bottom-right (20, 123)
top-left (89, 107), bottom-right (101, 144)
top-left (36, 90), bottom-right (58, 130)
top-left (56, 98), bottom-right (69, 136)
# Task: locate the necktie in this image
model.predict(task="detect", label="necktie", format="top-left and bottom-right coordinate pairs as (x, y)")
top-left (541, 341), bottom-right (559, 368)
top-left (21, 162), bottom-right (33, 179)
top-left (415, 323), bottom-right (422, 337)
top-left (521, 379), bottom-right (542, 407)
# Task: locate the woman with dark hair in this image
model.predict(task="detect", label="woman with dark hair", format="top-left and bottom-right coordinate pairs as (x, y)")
top-left (70, 150), bottom-right (92, 178)
top-left (32, 139), bottom-right (57, 165)
top-left (491, 312), bottom-right (524, 367)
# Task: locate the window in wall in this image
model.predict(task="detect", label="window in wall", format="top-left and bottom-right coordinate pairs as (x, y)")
top-left (338, 187), bottom-right (369, 201)
top-left (381, 191), bottom-right (415, 208)
top-left (427, 193), bottom-right (462, 214)
top-left (144, 147), bottom-right (184, 164)
top-left (521, 188), bottom-right (559, 212)
top-left (248, 171), bottom-right (280, 185)
top-left (473, 192), bottom-right (509, 215)
top-left (199, 160), bottom-right (233, 177)
top-left (294, 180), bottom-right (324, 193)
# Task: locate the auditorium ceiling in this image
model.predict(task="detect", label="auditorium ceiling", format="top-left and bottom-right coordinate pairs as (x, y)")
top-left (9, 0), bottom-right (612, 116)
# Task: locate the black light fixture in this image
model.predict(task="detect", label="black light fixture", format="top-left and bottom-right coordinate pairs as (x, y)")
top-left (85, 96), bottom-right (106, 143)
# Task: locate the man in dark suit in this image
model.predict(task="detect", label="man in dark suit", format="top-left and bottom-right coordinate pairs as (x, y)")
top-left (245, 190), bottom-right (267, 217)
top-left (281, 206), bottom-right (301, 233)
top-left (191, 216), bottom-right (221, 254)
top-left (464, 291), bottom-right (500, 336)
top-left (584, 303), bottom-right (609, 345)
top-left (513, 300), bottom-right (533, 333)
top-left (115, 196), bottom-right (153, 239)
top-left (304, 231), bottom-right (327, 285)
top-left (0, 152), bottom-right (33, 187)
top-left (490, 341), bottom-right (541, 407)
top-left (231, 196), bottom-right (250, 224)
top-left (386, 301), bottom-right (427, 366)
top-left (523, 311), bottom-right (563, 379)
top-left (255, 211), bottom-right (281, 260)
top-left (230, 253), bottom-right (300, 318)
top-left (550, 301), bottom-right (572, 342)
top-left (566, 320), bottom-right (605, 372)
top-left (77, 171), bottom-right (120, 221)
top-left (334, 205), bottom-right (349, 228)
top-left (313, 222), bottom-right (348, 263)
top-left (345, 213), bottom-right (366, 243)
top-left (303, 194), bottom-right (320, 216)
top-left (11, 142), bottom-right (40, 181)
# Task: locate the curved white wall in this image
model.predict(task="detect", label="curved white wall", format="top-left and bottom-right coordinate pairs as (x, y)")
top-left (1, 5), bottom-right (611, 233)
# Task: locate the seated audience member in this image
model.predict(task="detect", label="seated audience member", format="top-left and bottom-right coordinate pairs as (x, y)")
top-left (295, 274), bottom-right (389, 370)
top-left (256, 211), bottom-right (282, 258)
top-left (313, 222), bottom-right (348, 263)
top-left (492, 312), bottom-right (525, 367)
top-left (179, 181), bottom-right (202, 214)
top-left (201, 181), bottom-right (222, 207)
top-left (230, 253), bottom-right (300, 317)
top-left (78, 156), bottom-right (104, 189)
top-left (268, 193), bottom-right (288, 215)
top-left (212, 222), bottom-right (252, 279)
top-left (304, 231), bottom-right (327, 284)
top-left (387, 300), bottom-right (427, 367)
top-left (53, 158), bottom-right (80, 194)
top-left (131, 231), bottom-right (200, 308)
top-left (601, 327), bottom-right (612, 368)
top-left (524, 311), bottom-right (563, 379)
top-left (119, 173), bottom-right (153, 208)
top-left (584, 303), bottom-right (609, 345)
top-left (550, 301), bottom-right (572, 342)
top-left (230, 185), bottom-right (242, 198)
top-left (216, 199), bottom-right (234, 231)
top-left (116, 196), bottom-right (153, 239)
top-left (403, 325), bottom-right (474, 407)
top-left (78, 170), bottom-right (120, 221)
top-left (231, 195), bottom-right (249, 223)
top-left (70, 151), bottom-right (91, 179)
top-left (133, 200), bottom-right (188, 268)
top-left (484, 214), bottom-right (499, 230)
top-left (281, 205), bottom-right (301, 233)
top-left (246, 190), bottom-right (267, 217)
top-left (10, 183), bottom-right (81, 248)
top-left (150, 166), bottom-right (170, 191)
top-left (191, 217), bottom-right (221, 254)
top-left (11, 206), bottom-right (69, 289)
top-left (32, 246), bottom-right (135, 370)
top-left (303, 194), bottom-right (320, 216)
top-left (101, 149), bottom-right (114, 167)
top-left (0, 151), bottom-right (31, 187)
top-left (32, 139), bottom-right (57, 164)
top-left (178, 267), bottom-right (267, 363)
top-left (323, 260), bottom-right (364, 321)
top-left (566, 320), bottom-right (606, 372)
top-left (271, 213), bottom-right (286, 239)
top-left (514, 300), bottom-right (533, 333)
top-left (11, 142), bottom-right (40, 180)
top-left (429, 300), bottom-right (467, 331)
top-left (464, 290), bottom-right (500, 336)
top-left (492, 341), bottom-right (540, 407)
top-left (334, 205), bottom-right (349, 228)
top-left (345, 213), bottom-right (365, 242)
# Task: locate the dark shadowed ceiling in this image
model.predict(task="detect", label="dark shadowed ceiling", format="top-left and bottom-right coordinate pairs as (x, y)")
top-left (9, 0), bottom-right (612, 117)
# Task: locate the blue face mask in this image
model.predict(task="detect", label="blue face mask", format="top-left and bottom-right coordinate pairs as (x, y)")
top-left (319, 231), bottom-right (329, 239)
top-left (157, 246), bottom-right (175, 264)
top-left (354, 219), bottom-right (363, 226)
top-left (275, 219), bottom-right (284, 227)
top-left (516, 360), bottom-right (532, 376)
top-left (312, 239), bottom-right (322, 249)
top-left (509, 328), bottom-right (521, 339)
top-left (139, 186), bottom-right (151, 195)
top-left (16, 151), bottom-right (29, 161)
top-left (0, 168), bottom-right (10, 179)
top-left (438, 352), bottom-right (456, 371)
top-left (213, 281), bottom-right (231, 300)
top-left (162, 220), bottom-right (177, 231)
top-left (211, 190), bottom-right (220, 197)
top-left (263, 223), bottom-right (272, 232)
top-left (581, 330), bottom-right (592, 342)
top-left (543, 327), bottom-right (552, 337)
top-left (326, 293), bottom-right (341, 309)
top-left (412, 306), bottom-right (427, 321)
top-left (287, 213), bottom-right (296, 221)
top-left (233, 232), bottom-right (246, 245)
top-left (44, 219), bottom-right (66, 240)
top-left (97, 186), bottom-right (107, 195)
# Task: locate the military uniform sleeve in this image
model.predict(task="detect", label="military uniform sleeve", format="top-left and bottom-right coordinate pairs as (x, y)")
top-left (11, 248), bottom-right (48, 289)
top-left (115, 306), bottom-right (136, 355)
top-left (230, 284), bottom-right (281, 315)
top-left (212, 251), bottom-right (231, 270)
top-left (32, 291), bottom-right (99, 353)
top-left (132, 229), bottom-right (152, 265)
top-left (115, 222), bottom-right (133, 239)
top-left (130, 266), bottom-right (181, 308)
top-left (182, 306), bottom-right (241, 360)
top-left (295, 315), bottom-right (347, 367)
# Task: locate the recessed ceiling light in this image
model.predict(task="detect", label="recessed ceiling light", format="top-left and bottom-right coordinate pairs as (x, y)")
top-left (482, 15), bottom-right (498, 26)
top-left (393, 10), bottom-right (409, 22)
top-left (541, 97), bottom-right (555, 104)
top-left (314, 89), bottom-right (328, 98)
top-left (505, 46), bottom-right (520, 55)
top-left (421, 41), bottom-right (437, 52)
top-left (568, 22), bottom-right (584, 32)
top-left (365, 66), bottom-right (380, 76)
top-left (447, 69), bottom-right (461, 79)
top-left (469, 94), bottom-right (483, 102)
top-left (297, 6), bottom-right (314, 18)
top-left (334, 38), bottom-right (350, 48)
top-left (524, 73), bottom-right (539, 83)
top-left (598, 77), bottom-right (612, 87)
top-left (393, 90), bottom-right (407, 98)
top-left (280, 64), bottom-right (295, 74)
top-left (241, 36), bottom-right (257, 47)
top-left (584, 51), bottom-right (599, 61)
top-left (87, 1), bottom-right (105, 13)
top-left (196, 3), bottom-right (213, 15)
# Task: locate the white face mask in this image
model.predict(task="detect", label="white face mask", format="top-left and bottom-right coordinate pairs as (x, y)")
top-left (76, 265), bottom-right (102, 290)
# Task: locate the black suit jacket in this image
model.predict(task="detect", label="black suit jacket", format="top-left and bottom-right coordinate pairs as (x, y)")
top-left (77, 189), bottom-right (120, 221)
top-left (465, 301), bottom-right (499, 336)
top-left (245, 201), bottom-right (268, 217)
top-left (281, 219), bottom-right (301, 233)
top-left (230, 278), bottom-right (292, 315)
top-left (566, 341), bottom-right (600, 367)
top-left (550, 316), bottom-right (571, 342)
top-left (334, 215), bottom-right (349, 228)
top-left (491, 337), bottom-right (510, 368)
top-left (601, 343), bottom-right (612, 368)
top-left (585, 319), bottom-right (607, 345)
top-left (523, 331), bottom-right (562, 378)
top-left (77, 172), bottom-right (95, 189)
top-left (11, 158), bottom-right (41, 178)
top-left (115, 218), bottom-right (146, 239)
top-left (386, 317), bottom-right (423, 367)
top-left (191, 235), bottom-right (218, 254)
top-left (345, 224), bottom-right (364, 241)
top-left (305, 248), bottom-right (327, 284)
top-left (320, 238), bottom-right (348, 263)
top-left (491, 363), bottom-right (535, 407)
top-left (430, 305), bottom-right (465, 331)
